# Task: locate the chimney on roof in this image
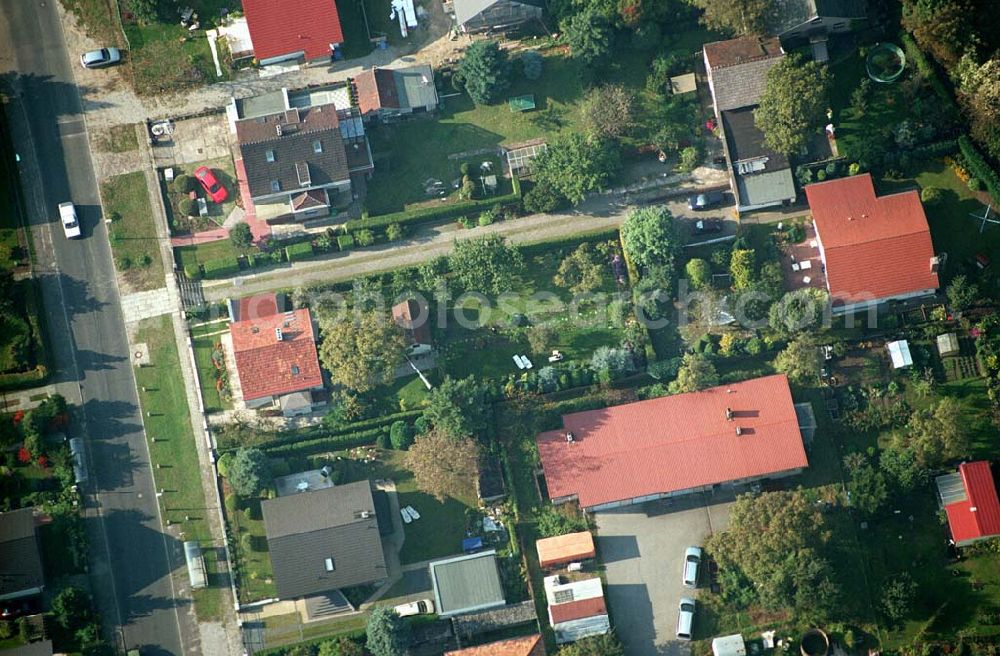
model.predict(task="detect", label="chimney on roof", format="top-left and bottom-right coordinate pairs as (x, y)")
top-left (735, 426), bottom-right (743, 436)
top-left (566, 431), bottom-right (574, 443)
top-left (930, 256), bottom-right (941, 273)
top-left (276, 123), bottom-right (283, 137)
top-left (275, 327), bottom-right (283, 341)
top-left (725, 407), bottom-right (734, 421)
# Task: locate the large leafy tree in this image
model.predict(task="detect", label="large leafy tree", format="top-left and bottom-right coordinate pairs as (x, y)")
top-left (768, 288), bottom-right (829, 336)
top-left (533, 133), bottom-right (621, 206)
top-left (707, 491), bottom-right (839, 618)
top-left (620, 206), bottom-right (681, 277)
top-left (581, 84), bottom-right (636, 139)
top-left (449, 235), bottom-right (524, 295)
top-left (670, 352), bottom-right (719, 393)
top-left (690, 0), bottom-right (773, 35)
top-left (842, 453), bottom-right (888, 516)
top-left (561, 7), bottom-right (614, 63)
top-left (458, 40), bottom-right (511, 105)
top-left (728, 248), bottom-right (756, 292)
top-left (774, 333), bottom-right (823, 385)
top-left (899, 397), bottom-right (969, 467)
top-left (902, 0), bottom-right (975, 67)
top-left (319, 311), bottom-right (406, 393)
top-left (684, 258), bottom-right (711, 290)
top-left (227, 447), bottom-right (271, 497)
top-left (365, 607), bottom-right (411, 656)
top-left (554, 243), bottom-right (607, 293)
top-left (406, 430), bottom-right (480, 501)
top-left (754, 55), bottom-right (831, 156)
top-left (423, 376), bottom-right (493, 440)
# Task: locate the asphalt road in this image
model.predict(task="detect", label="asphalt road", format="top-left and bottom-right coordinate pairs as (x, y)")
top-left (0, 4), bottom-right (189, 654)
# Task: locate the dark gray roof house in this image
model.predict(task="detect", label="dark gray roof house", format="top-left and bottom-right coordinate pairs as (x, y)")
top-left (453, 0), bottom-right (543, 33)
top-left (721, 107), bottom-right (796, 212)
top-left (764, 0), bottom-right (866, 51)
top-left (703, 36), bottom-right (785, 117)
top-left (262, 480), bottom-right (388, 599)
top-left (3, 639), bottom-right (55, 655)
top-left (429, 550), bottom-right (507, 617)
top-left (0, 508), bottom-right (44, 602)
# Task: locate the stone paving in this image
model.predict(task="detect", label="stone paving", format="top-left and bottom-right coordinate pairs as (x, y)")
top-left (119, 287), bottom-right (174, 324)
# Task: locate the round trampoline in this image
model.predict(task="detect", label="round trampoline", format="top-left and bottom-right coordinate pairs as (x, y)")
top-left (866, 42), bottom-right (906, 83)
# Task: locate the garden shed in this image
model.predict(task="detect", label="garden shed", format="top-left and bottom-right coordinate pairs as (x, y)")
top-left (887, 340), bottom-right (913, 369)
top-left (429, 550), bottom-right (506, 617)
top-left (937, 332), bottom-right (960, 357)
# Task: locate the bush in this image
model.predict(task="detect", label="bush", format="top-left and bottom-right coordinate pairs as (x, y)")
top-left (460, 162), bottom-right (471, 177)
top-left (116, 255), bottom-right (132, 270)
top-left (389, 421), bottom-right (414, 450)
top-left (285, 241), bottom-right (315, 262)
top-left (173, 174), bottom-right (195, 193)
top-left (848, 162), bottom-right (861, 176)
top-left (178, 198), bottom-right (197, 217)
top-left (921, 186), bottom-right (944, 205)
top-left (230, 222), bottom-right (253, 249)
top-left (202, 256), bottom-right (241, 279)
top-left (816, 169), bottom-right (827, 181)
top-left (337, 234), bottom-right (355, 251)
top-left (478, 211), bottom-right (494, 227)
top-left (376, 429), bottom-right (391, 449)
top-left (969, 177), bottom-right (983, 191)
top-left (517, 49), bottom-right (543, 81)
top-left (344, 181), bottom-right (521, 232)
top-left (385, 223), bottom-right (404, 241)
top-left (523, 181), bottom-right (565, 214)
top-left (355, 229), bottom-right (375, 247)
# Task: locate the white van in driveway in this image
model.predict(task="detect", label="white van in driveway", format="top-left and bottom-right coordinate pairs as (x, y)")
top-left (59, 202), bottom-right (81, 238)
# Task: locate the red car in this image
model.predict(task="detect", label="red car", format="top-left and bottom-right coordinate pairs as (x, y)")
top-left (194, 166), bottom-right (228, 203)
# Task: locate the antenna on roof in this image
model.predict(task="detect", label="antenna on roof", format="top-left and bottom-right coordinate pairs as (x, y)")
top-left (735, 426), bottom-right (743, 436)
top-left (725, 407), bottom-right (734, 421)
top-left (566, 431), bottom-right (574, 443)
top-left (969, 203), bottom-right (1000, 233)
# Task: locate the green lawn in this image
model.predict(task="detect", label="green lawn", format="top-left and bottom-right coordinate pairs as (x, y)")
top-left (95, 123), bottom-right (139, 153)
top-left (134, 315), bottom-right (226, 620)
top-left (174, 238), bottom-right (242, 273)
top-left (125, 15), bottom-right (228, 96)
top-left (164, 156), bottom-right (239, 234)
top-left (441, 237), bottom-right (627, 381)
top-left (226, 497), bottom-right (277, 603)
top-left (370, 372), bottom-right (436, 413)
top-left (101, 171), bottom-right (165, 292)
top-left (192, 335), bottom-right (232, 413)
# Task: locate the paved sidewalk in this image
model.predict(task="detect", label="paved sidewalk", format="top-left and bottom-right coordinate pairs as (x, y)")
top-left (119, 287), bottom-right (173, 323)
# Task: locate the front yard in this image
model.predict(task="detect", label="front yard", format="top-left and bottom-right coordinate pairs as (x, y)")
top-left (101, 171), bottom-right (165, 292)
top-left (163, 156), bottom-right (240, 236)
top-left (134, 314), bottom-right (226, 620)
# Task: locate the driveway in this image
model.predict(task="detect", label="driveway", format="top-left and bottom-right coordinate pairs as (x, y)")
top-left (595, 493), bottom-right (735, 656)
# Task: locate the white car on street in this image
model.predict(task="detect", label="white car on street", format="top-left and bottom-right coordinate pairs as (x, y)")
top-left (393, 599), bottom-right (434, 617)
top-left (59, 202), bottom-right (81, 238)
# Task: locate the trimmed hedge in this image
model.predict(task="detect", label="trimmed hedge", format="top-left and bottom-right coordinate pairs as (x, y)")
top-left (900, 33), bottom-right (954, 106)
top-left (220, 410), bottom-right (423, 454)
top-left (959, 135), bottom-right (1000, 204)
top-left (345, 175), bottom-right (522, 232)
top-left (337, 234), bottom-right (355, 251)
top-left (263, 427), bottom-right (384, 457)
top-left (0, 365), bottom-right (48, 391)
top-left (909, 139), bottom-right (958, 159)
top-left (202, 256), bottom-right (241, 279)
top-left (284, 241), bottom-right (314, 262)
top-left (519, 227), bottom-right (620, 258)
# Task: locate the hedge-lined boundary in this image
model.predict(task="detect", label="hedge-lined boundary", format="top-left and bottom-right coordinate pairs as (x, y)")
top-left (284, 241), bottom-right (314, 262)
top-left (959, 135), bottom-right (1000, 205)
top-left (202, 256), bottom-right (241, 279)
top-left (519, 227), bottom-right (621, 258)
top-left (900, 33), bottom-right (954, 107)
top-left (262, 427), bottom-right (384, 458)
top-left (344, 175), bottom-right (522, 232)
top-left (0, 279), bottom-right (51, 391)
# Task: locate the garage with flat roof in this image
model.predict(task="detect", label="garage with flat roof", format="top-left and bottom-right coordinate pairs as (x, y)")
top-left (429, 550), bottom-right (506, 617)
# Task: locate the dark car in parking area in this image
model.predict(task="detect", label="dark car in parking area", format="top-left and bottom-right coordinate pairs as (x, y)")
top-left (687, 190), bottom-right (725, 211)
top-left (690, 218), bottom-right (724, 235)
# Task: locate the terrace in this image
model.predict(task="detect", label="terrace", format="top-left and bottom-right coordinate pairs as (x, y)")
top-left (779, 222), bottom-right (828, 293)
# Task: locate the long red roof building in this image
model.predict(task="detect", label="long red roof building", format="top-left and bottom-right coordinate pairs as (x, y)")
top-left (537, 374), bottom-right (808, 510)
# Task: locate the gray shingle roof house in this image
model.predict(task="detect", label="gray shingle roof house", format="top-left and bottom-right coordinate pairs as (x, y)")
top-left (353, 65), bottom-right (439, 121)
top-left (262, 481), bottom-right (388, 599)
top-left (721, 107), bottom-right (796, 212)
top-left (764, 0), bottom-right (866, 46)
top-left (0, 508), bottom-right (44, 602)
top-left (233, 88), bottom-right (373, 224)
top-left (429, 550), bottom-right (507, 617)
top-left (703, 36), bottom-right (785, 117)
top-left (452, 0), bottom-right (543, 33)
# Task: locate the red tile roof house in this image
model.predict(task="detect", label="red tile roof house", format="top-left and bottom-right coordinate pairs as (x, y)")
top-left (229, 302), bottom-right (324, 417)
top-left (352, 65), bottom-right (440, 122)
top-left (445, 634), bottom-right (546, 656)
top-left (805, 174), bottom-right (940, 316)
top-left (537, 374), bottom-right (809, 512)
top-left (242, 0), bottom-right (344, 66)
top-left (936, 461), bottom-right (1000, 547)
